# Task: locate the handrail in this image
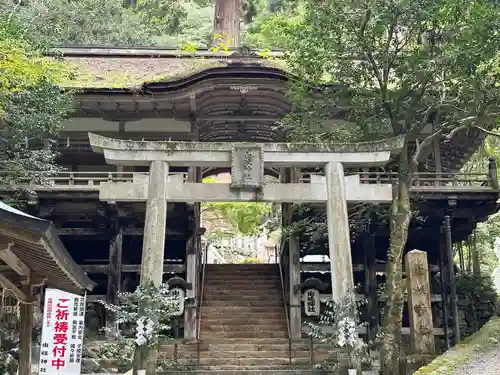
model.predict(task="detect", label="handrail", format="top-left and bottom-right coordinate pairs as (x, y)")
top-left (278, 244), bottom-right (292, 365)
top-left (196, 241), bottom-right (209, 340)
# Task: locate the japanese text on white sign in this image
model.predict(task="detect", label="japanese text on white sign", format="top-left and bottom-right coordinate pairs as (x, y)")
top-left (39, 288), bottom-right (86, 375)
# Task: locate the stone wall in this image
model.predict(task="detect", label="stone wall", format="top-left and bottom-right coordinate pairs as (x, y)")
top-left (432, 297), bottom-right (496, 341)
top-left (429, 270), bottom-right (497, 350)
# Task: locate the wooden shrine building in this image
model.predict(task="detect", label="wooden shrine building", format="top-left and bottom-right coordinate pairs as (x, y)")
top-left (0, 46), bottom-right (498, 367)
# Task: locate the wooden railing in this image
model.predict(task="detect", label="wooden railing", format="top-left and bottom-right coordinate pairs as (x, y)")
top-left (301, 171), bottom-right (496, 191)
top-left (0, 171), bottom-right (496, 192)
top-left (0, 171), bottom-right (188, 191)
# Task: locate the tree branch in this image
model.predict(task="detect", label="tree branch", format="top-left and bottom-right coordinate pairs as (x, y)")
top-left (444, 113), bottom-right (500, 141)
top-left (475, 125), bottom-right (500, 138)
top-left (411, 129), bottom-right (445, 168)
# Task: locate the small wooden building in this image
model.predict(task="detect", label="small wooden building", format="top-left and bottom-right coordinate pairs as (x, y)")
top-left (0, 202), bottom-right (95, 375)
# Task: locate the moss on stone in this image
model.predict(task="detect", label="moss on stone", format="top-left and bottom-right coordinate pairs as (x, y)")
top-left (413, 317), bottom-right (500, 375)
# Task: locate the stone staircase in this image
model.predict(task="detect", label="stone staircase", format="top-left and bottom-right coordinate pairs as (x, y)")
top-left (199, 263), bottom-right (306, 369)
top-left (159, 264), bottom-right (328, 374)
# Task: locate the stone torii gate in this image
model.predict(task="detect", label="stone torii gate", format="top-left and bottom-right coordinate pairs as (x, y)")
top-left (89, 133), bottom-right (403, 342)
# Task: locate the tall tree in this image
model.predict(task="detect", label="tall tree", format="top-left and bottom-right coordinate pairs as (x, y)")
top-left (213, 0), bottom-right (241, 47)
top-left (1, 0), bottom-right (152, 46)
top-left (279, 0), bottom-right (500, 373)
top-left (0, 19), bottom-right (73, 195)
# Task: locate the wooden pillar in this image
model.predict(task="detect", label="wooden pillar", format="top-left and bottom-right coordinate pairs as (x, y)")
top-left (106, 219), bottom-right (123, 336)
top-left (325, 162), bottom-right (355, 302)
top-left (280, 168), bottom-right (301, 340)
top-left (134, 160), bottom-right (169, 375)
top-left (405, 250), bottom-right (435, 354)
top-left (288, 168), bottom-right (302, 340)
top-left (19, 282), bottom-right (33, 375)
top-left (184, 167), bottom-right (198, 340)
top-left (444, 215), bottom-right (460, 345)
top-left (488, 157), bottom-right (498, 189)
top-left (363, 233), bottom-right (378, 343)
top-left (289, 235), bottom-right (301, 340)
top-left (439, 239), bottom-right (450, 350)
top-left (433, 139), bottom-right (442, 187)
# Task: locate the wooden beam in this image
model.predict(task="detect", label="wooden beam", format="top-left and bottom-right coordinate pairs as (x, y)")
top-left (0, 272), bottom-right (28, 302)
top-left (0, 242), bottom-right (30, 276)
top-left (106, 223), bottom-right (122, 335)
top-left (80, 263), bottom-right (185, 274)
top-left (58, 227), bottom-right (185, 236)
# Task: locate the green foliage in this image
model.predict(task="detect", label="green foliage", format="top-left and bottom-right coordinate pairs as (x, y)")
top-left (100, 281), bottom-right (181, 347)
top-left (237, 257), bottom-right (264, 264)
top-left (201, 176), bottom-right (272, 236)
top-left (307, 295), bottom-right (371, 369)
top-left (0, 19), bottom-right (73, 192)
top-left (168, 2), bottom-right (214, 48)
top-left (456, 272), bottom-right (497, 305)
top-left (243, 8), bottom-right (303, 49)
top-left (134, 0), bottom-right (187, 35)
top-left (83, 339), bottom-right (135, 372)
top-left (280, 0), bottom-right (500, 373)
top-left (2, 0), bottom-right (153, 46)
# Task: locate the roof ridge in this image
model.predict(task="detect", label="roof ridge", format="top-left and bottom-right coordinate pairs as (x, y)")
top-left (46, 46), bottom-right (285, 59)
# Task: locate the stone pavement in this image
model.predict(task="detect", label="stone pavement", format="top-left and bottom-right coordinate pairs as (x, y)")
top-left (451, 347), bottom-right (500, 375)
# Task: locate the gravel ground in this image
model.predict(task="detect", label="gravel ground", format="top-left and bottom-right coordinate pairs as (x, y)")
top-left (451, 347), bottom-right (500, 375)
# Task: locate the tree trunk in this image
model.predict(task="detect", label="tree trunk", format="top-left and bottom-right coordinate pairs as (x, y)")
top-left (213, 0), bottom-right (240, 48)
top-left (472, 230), bottom-right (480, 275)
top-left (380, 147), bottom-right (411, 375)
top-left (458, 242), bottom-right (465, 271)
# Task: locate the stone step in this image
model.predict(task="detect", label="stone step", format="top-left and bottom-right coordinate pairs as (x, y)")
top-left (202, 291), bottom-right (282, 297)
top-left (202, 324), bottom-right (287, 332)
top-left (202, 318), bottom-right (286, 326)
top-left (204, 274), bottom-right (280, 279)
top-left (160, 349), bottom-right (308, 359)
top-left (205, 264), bottom-right (278, 269)
top-left (200, 307), bottom-right (285, 315)
top-left (205, 269), bottom-right (279, 274)
top-left (204, 269), bottom-right (279, 275)
top-left (157, 368), bottom-right (330, 374)
top-left (200, 330), bottom-right (288, 339)
top-left (203, 284), bottom-right (281, 291)
top-left (198, 338), bottom-right (297, 344)
top-left (196, 357), bottom-right (310, 367)
top-left (204, 279), bottom-right (281, 285)
top-left (202, 300), bottom-right (285, 307)
top-left (203, 295), bottom-right (283, 302)
top-left (162, 343), bottom-right (311, 352)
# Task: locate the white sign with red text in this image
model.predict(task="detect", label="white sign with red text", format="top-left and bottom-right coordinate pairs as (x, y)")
top-left (38, 288), bottom-right (86, 375)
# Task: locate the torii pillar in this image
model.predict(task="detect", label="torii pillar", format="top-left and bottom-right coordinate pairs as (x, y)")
top-left (89, 133), bottom-right (404, 350)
